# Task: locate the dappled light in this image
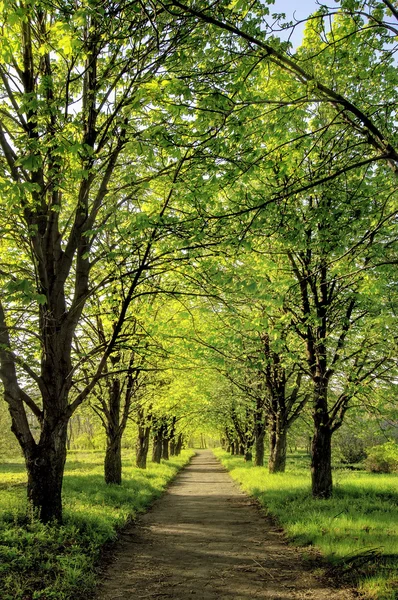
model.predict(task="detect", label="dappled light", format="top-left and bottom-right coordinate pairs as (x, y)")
top-left (97, 451), bottom-right (352, 600)
top-left (0, 0), bottom-right (397, 598)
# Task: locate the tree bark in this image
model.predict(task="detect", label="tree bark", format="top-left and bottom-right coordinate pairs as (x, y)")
top-left (152, 427), bottom-right (163, 463)
top-left (254, 400), bottom-right (266, 467)
top-left (136, 425), bottom-right (151, 469)
top-left (311, 379), bottom-right (333, 498)
top-left (311, 426), bottom-right (332, 498)
top-left (104, 378), bottom-right (122, 484)
top-left (162, 438), bottom-right (169, 460)
top-left (105, 434), bottom-right (122, 484)
top-left (254, 429), bottom-right (265, 466)
top-left (26, 423), bottom-right (68, 523)
top-left (268, 427), bottom-right (287, 473)
top-left (170, 438), bottom-right (176, 456)
top-left (244, 448), bottom-right (252, 461)
top-left (175, 433), bottom-right (183, 456)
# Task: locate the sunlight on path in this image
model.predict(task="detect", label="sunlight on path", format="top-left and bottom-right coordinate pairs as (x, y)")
top-left (96, 451), bottom-right (353, 600)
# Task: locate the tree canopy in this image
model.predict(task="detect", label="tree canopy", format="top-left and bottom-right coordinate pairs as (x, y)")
top-left (0, 0), bottom-right (397, 520)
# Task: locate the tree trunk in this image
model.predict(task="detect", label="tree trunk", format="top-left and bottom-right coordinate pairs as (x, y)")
top-left (175, 433), bottom-right (183, 456)
top-left (152, 429), bottom-right (163, 463)
top-left (244, 448), bottom-right (252, 461)
top-left (105, 433), bottom-right (122, 484)
top-left (136, 426), bottom-right (151, 469)
top-left (239, 444), bottom-right (245, 456)
top-left (66, 420), bottom-right (73, 451)
top-left (25, 424), bottom-right (68, 523)
top-left (254, 429), bottom-right (265, 466)
top-left (307, 435), bottom-right (312, 457)
top-left (104, 378), bottom-right (122, 484)
top-left (268, 428), bottom-right (287, 473)
top-left (162, 438), bottom-right (169, 460)
top-left (311, 379), bottom-right (333, 498)
top-left (312, 425), bottom-right (332, 498)
top-left (254, 400), bottom-right (266, 467)
top-left (170, 438), bottom-right (176, 456)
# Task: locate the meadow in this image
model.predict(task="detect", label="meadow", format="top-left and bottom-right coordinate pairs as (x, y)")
top-left (214, 450), bottom-right (398, 600)
top-left (0, 450), bottom-right (194, 600)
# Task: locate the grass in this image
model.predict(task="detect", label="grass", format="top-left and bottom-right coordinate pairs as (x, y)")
top-left (0, 449), bottom-right (194, 600)
top-left (213, 449), bottom-right (398, 600)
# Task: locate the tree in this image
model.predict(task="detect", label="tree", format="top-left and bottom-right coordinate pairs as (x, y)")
top-left (168, 0), bottom-right (398, 178)
top-left (0, 0), bottom-right (203, 522)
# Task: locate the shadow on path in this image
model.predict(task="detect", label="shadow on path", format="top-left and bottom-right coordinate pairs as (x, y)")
top-left (96, 451), bottom-right (354, 600)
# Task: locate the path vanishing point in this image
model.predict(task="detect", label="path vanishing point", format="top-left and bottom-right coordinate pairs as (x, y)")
top-left (96, 450), bottom-right (353, 600)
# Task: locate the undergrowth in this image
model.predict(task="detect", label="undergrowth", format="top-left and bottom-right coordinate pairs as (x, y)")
top-left (0, 450), bottom-right (194, 600)
top-left (214, 449), bottom-right (398, 600)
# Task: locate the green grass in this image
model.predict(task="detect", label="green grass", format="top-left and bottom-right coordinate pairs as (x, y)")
top-left (0, 449), bottom-right (194, 600)
top-left (214, 449), bottom-right (398, 600)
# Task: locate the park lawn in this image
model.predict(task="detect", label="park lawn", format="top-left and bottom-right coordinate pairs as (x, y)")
top-left (0, 449), bottom-right (194, 600)
top-left (214, 449), bottom-right (398, 600)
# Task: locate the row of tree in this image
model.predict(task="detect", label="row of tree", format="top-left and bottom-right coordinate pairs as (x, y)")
top-left (0, 0), bottom-right (397, 522)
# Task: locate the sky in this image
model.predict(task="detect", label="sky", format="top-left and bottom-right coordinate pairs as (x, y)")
top-left (266, 0), bottom-right (323, 48)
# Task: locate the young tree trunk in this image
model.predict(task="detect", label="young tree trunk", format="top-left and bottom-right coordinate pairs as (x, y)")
top-left (244, 447), bottom-right (253, 461)
top-left (162, 438), bottom-right (169, 460)
top-left (170, 438), bottom-right (176, 456)
top-left (175, 433), bottom-right (183, 456)
top-left (307, 435), bottom-right (313, 457)
top-left (254, 401), bottom-right (266, 467)
top-left (66, 420), bottom-right (73, 451)
top-left (311, 380), bottom-right (333, 498)
top-left (136, 426), bottom-right (151, 469)
top-left (105, 434), bottom-right (122, 484)
top-left (254, 429), bottom-right (265, 466)
top-left (104, 379), bottom-right (122, 484)
top-left (268, 428), bottom-right (287, 473)
top-left (152, 426), bottom-right (163, 464)
top-left (152, 438), bottom-right (162, 463)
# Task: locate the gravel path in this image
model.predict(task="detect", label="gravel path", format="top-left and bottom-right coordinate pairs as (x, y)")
top-left (96, 450), bottom-right (353, 600)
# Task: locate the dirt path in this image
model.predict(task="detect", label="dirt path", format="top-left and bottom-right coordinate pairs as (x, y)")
top-left (96, 451), bottom-right (353, 600)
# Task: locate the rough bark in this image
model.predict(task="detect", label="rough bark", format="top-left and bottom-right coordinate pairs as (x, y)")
top-left (268, 428), bottom-right (287, 473)
top-left (312, 379), bottom-right (333, 498)
top-left (103, 378), bottom-right (123, 484)
top-left (105, 435), bottom-right (122, 485)
top-left (26, 423), bottom-right (68, 522)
